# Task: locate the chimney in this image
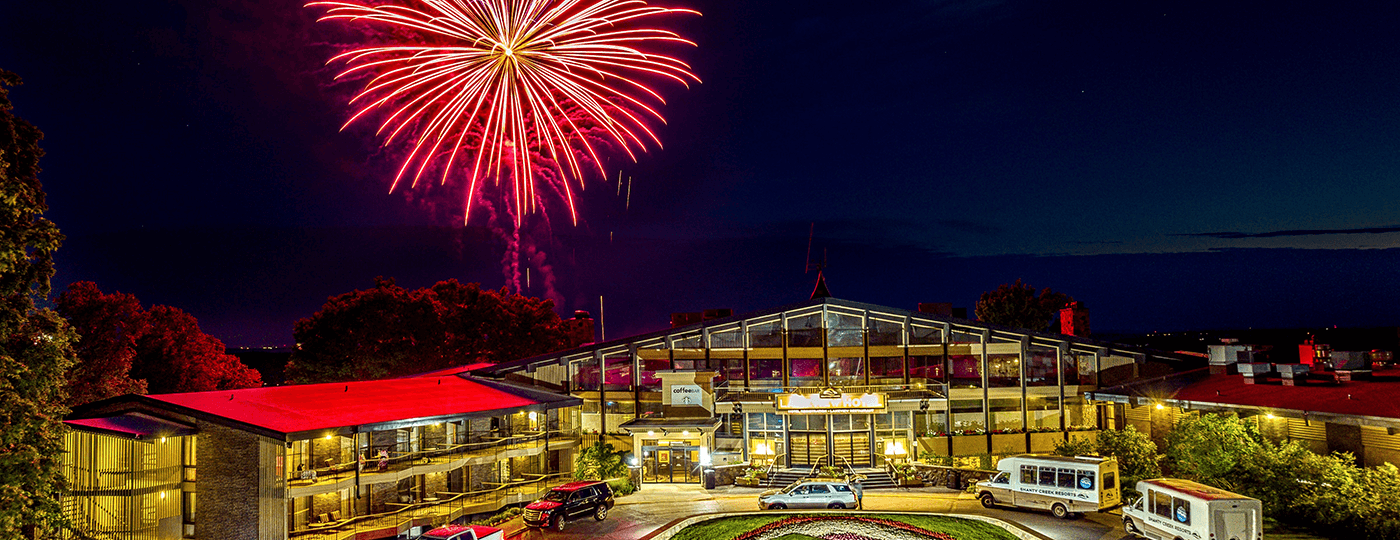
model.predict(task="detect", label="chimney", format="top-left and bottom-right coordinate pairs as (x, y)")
top-left (670, 312), bottom-right (704, 328)
top-left (702, 308), bottom-right (733, 320)
top-left (1060, 302), bottom-right (1090, 336)
top-left (918, 303), bottom-right (966, 318)
top-left (918, 303), bottom-right (952, 316)
top-left (562, 311), bottom-right (595, 348)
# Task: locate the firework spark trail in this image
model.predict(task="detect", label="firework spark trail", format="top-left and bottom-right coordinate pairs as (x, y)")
top-left (307, 0), bottom-right (700, 227)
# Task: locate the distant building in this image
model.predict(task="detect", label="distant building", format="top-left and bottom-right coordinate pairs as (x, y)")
top-left (1087, 348), bottom-right (1400, 467)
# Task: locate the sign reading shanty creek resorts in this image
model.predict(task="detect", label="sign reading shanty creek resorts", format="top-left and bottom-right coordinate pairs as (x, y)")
top-left (774, 392), bottom-right (887, 414)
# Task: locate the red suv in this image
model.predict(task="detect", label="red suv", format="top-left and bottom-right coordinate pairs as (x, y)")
top-left (522, 481), bottom-right (615, 531)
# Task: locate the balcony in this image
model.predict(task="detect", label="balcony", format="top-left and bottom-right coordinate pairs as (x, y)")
top-left (287, 430), bottom-right (579, 499)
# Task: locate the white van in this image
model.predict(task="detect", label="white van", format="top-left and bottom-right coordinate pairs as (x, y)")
top-left (975, 455), bottom-right (1121, 519)
top-left (1122, 479), bottom-right (1262, 540)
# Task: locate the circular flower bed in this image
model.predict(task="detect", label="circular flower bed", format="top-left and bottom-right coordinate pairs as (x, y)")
top-left (733, 516), bottom-right (956, 540)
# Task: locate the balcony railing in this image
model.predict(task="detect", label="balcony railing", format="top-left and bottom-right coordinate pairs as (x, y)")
top-left (288, 472), bottom-right (576, 540)
top-left (286, 430), bottom-right (580, 490)
top-left (65, 464), bottom-right (182, 493)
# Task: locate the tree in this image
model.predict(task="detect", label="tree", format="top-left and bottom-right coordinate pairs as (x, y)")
top-left (1053, 425), bottom-right (1161, 495)
top-left (133, 305), bottom-right (262, 394)
top-left (53, 281), bottom-right (147, 405)
top-left (1162, 412), bottom-right (1262, 490)
top-left (287, 278), bottom-right (568, 383)
top-left (55, 281), bottom-right (260, 399)
top-left (0, 69), bottom-right (79, 539)
top-left (974, 279), bottom-right (1073, 331)
top-left (1162, 413), bottom-right (1400, 539)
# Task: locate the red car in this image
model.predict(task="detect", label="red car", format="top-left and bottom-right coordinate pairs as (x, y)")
top-left (414, 524), bottom-right (503, 540)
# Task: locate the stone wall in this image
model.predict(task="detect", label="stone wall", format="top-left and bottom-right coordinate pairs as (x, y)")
top-left (196, 421), bottom-right (285, 540)
top-left (425, 471), bottom-right (448, 497)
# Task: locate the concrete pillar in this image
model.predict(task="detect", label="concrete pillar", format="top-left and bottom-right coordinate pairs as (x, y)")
top-left (1325, 423), bottom-right (1365, 465)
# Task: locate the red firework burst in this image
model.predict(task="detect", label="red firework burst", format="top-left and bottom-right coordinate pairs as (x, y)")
top-left (308, 0), bottom-right (700, 225)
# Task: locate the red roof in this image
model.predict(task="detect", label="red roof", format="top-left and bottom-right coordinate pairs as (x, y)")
top-left (66, 413), bottom-right (195, 438)
top-left (147, 376), bottom-right (539, 435)
top-left (1169, 367), bottom-right (1400, 420)
top-left (1142, 478), bottom-right (1252, 501)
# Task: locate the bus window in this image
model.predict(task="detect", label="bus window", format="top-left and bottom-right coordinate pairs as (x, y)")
top-left (1103, 471), bottom-right (1115, 491)
top-left (1057, 469), bottom-right (1075, 489)
top-left (1021, 466), bottom-right (1036, 485)
top-left (1151, 490), bottom-right (1172, 518)
top-left (1038, 467), bottom-right (1056, 486)
top-left (1077, 470), bottom-right (1095, 490)
top-left (1172, 497), bottom-right (1191, 525)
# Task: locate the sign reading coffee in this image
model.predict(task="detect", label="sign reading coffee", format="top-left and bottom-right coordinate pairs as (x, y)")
top-left (671, 384), bottom-right (702, 406)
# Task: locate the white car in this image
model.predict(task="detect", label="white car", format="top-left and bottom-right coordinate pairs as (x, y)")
top-left (758, 480), bottom-right (860, 510)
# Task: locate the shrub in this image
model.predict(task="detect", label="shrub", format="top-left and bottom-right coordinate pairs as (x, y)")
top-left (606, 477), bottom-right (636, 496)
top-left (574, 442), bottom-right (628, 481)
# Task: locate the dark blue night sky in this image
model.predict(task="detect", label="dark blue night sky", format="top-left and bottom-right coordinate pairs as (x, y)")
top-left (4, 0), bottom-right (1400, 346)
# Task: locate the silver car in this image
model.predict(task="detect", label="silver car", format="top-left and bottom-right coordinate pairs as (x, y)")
top-left (758, 480), bottom-right (860, 510)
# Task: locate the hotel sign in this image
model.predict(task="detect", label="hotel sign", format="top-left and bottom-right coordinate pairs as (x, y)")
top-left (774, 392), bottom-right (887, 414)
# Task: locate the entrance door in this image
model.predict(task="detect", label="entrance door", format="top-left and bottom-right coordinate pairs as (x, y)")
top-left (642, 445), bottom-right (700, 483)
top-left (832, 432), bottom-right (871, 467)
top-left (788, 433), bottom-right (827, 467)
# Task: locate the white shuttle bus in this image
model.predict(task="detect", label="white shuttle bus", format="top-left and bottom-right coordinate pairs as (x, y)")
top-left (975, 455), bottom-right (1121, 519)
top-left (1122, 478), bottom-right (1262, 540)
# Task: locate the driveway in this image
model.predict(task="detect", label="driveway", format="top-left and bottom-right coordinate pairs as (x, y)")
top-left (500, 484), bottom-right (1130, 540)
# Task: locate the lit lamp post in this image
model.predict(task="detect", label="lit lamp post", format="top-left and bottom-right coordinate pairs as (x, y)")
top-left (752, 441), bottom-right (774, 468)
top-left (883, 440), bottom-right (908, 464)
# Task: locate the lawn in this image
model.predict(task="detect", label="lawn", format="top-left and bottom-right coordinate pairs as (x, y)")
top-left (667, 513), bottom-right (1018, 540)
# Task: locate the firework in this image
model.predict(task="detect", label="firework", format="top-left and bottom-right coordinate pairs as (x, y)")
top-left (308, 0), bottom-right (699, 225)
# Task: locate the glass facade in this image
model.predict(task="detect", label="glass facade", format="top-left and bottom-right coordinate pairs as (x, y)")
top-left (486, 299), bottom-right (1175, 475)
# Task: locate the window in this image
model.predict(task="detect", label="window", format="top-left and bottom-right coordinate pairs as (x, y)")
top-left (1173, 497), bottom-right (1191, 524)
top-left (993, 472), bottom-right (1010, 485)
top-left (1038, 467), bottom-right (1056, 486)
top-left (182, 437), bottom-right (197, 482)
top-left (182, 491), bottom-right (196, 537)
top-left (808, 484), bottom-right (830, 494)
top-left (833, 484), bottom-right (852, 492)
top-left (1057, 469), bottom-right (1075, 489)
top-left (1151, 490), bottom-right (1172, 518)
top-left (1077, 470), bottom-right (1095, 490)
top-left (1021, 466), bottom-right (1036, 485)
top-left (1104, 472), bottom-right (1115, 491)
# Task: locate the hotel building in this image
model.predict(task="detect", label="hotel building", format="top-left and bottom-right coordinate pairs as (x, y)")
top-left (60, 296), bottom-right (1187, 539)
